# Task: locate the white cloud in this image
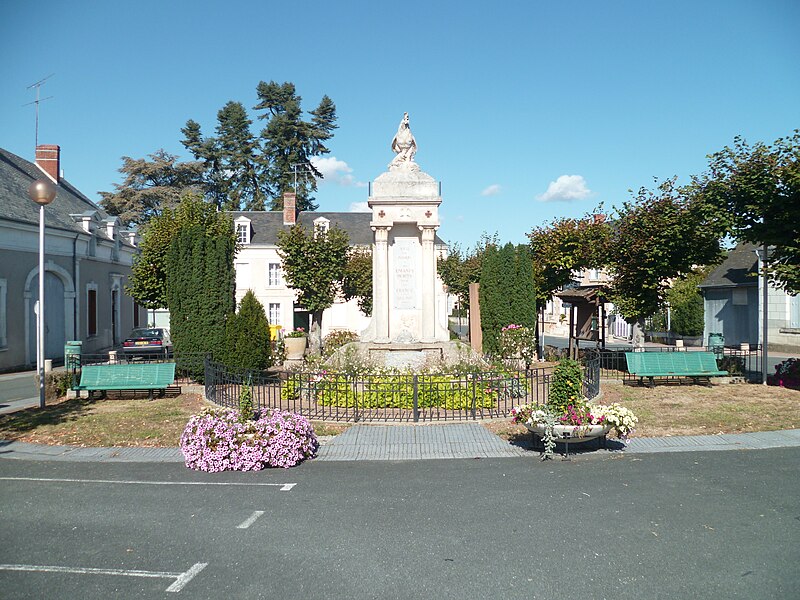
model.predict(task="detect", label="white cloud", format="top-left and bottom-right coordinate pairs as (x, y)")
top-left (349, 201), bottom-right (370, 212)
top-left (310, 156), bottom-right (367, 187)
top-left (537, 175), bottom-right (592, 202)
top-left (481, 184), bottom-right (502, 196)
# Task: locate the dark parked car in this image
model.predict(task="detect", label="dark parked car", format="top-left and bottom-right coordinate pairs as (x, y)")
top-left (121, 327), bottom-right (173, 358)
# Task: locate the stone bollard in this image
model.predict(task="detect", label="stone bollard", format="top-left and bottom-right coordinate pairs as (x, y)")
top-left (44, 359), bottom-right (53, 373)
top-left (109, 350), bottom-right (118, 364)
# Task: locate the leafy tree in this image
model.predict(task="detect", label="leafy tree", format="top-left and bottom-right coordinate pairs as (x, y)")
top-left (342, 246), bottom-right (373, 316)
top-left (694, 131), bottom-right (800, 293)
top-left (254, 81), bottom-right (338, 211)
top-left (128, 194), bottom-right (234, 309)
top-left (99, 150), bottom-right (203, 227)
top-left (666, 269), bottom-right (709, 337)
top-left (225, 290), bottom-right (272, 371)
top-left (181, 101), bottom-right (266, 211)
top-left (437, 235), bottom-right (496, 311)
top-left (527, 214), bottom-right (610, 308)
top-left (607, 178), bottom-right (723, 323)
top-left (276, 223), bottom-right (350, 352)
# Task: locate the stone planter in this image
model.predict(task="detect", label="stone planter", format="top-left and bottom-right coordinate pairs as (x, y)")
top-left (526, 423), bottom-right (611, 443)
top-left (284, 336), bottom-right (307, 360)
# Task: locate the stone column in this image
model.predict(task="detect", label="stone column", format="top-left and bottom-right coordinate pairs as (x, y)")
top-left (420, 225), bottom-right (437, 342)
top-left (372, 226), bottom-right (391, 342)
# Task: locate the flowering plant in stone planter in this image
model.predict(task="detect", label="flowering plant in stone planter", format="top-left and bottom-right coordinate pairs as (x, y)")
top-left (285, 327), bottom-right (307, 338)
top-left (510, 357), bottom-right (637, 459)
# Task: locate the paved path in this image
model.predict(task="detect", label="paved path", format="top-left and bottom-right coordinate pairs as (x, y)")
top-left (2, 423), bottom-right (800, 463)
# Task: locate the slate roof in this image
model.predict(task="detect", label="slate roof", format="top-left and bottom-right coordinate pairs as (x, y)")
top-left (0, 147), bottom-right (122, 242)
top-left (698, 243), bottom-right (759, 289)
top-left (230, 210), bottom-right (446, 246)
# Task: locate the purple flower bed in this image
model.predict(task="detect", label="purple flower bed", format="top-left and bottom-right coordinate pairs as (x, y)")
top-left (180, 408), bottom-right (318, 471)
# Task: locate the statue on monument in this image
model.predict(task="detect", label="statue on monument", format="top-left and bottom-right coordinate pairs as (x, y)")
top-left (389, 112), bottom-right (419, 171)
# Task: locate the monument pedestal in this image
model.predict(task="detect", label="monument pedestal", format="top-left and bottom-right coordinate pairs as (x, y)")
top-left (361, 168), bottom-right (450, 345)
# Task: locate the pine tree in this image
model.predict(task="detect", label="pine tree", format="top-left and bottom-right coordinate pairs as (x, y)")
top-left (225, 290), bottom-right (272, 372)
top-left (164, 198), bottom-right (236, 378)
top-left (254, 81), bottom-right (337, 211)
top-left (511, 244), bottom-right (537, 330)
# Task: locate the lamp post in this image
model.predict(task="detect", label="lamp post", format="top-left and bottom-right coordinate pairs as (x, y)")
top-left (754, 244), bottom-right (770, 385)
top-left (28, 179), bottom-right (57, 409)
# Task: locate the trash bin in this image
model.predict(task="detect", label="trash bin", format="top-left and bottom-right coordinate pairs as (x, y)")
top-left (708, 333), bottom-right (724, 357)
top-left (64, 341), bottom-right (82, 368)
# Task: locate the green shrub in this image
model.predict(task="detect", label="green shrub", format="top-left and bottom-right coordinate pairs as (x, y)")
top-left (280, 370), bottom-right (525, 410)
top-left (238, 382), bottom-right (255, 423)
top-left (224, 291), bottom-right (272, 372)
top-left (548, 358), bottom-right (583, 412)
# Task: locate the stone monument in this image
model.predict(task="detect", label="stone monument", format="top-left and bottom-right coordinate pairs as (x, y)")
top-left (355, 113), bottom-right (470, 369)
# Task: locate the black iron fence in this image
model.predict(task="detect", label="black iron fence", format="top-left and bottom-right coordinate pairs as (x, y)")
top-left (204, 349), bottom-right (604, 423)
top-left (596, 344), bottom-right (763, 383)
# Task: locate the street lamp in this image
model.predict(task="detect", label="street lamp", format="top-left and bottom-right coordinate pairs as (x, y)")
top-left (28, 179), bottom-right (57, 409)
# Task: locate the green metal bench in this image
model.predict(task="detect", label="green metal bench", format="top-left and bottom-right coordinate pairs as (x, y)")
top-left (625, 351), bottom-right (728, 387)
top-left (74, 363), bottom-right (176, 399)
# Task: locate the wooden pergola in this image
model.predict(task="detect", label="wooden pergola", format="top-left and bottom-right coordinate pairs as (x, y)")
top-left (555, 285), bottom-right (610, 358)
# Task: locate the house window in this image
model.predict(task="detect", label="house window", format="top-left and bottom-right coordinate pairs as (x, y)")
top-left (790, 294), bottom-right (800, 329)
top-left (589, 269), bottom-right (601, 281)
top-left (268, 303), bottom-right (281, 325)
top-left (235, 263), bottom-right (250, 292)
top-left (236, 223), bottom-right (249, 244)
top-left (0, 278), bottom-right (7, 349)
top-left (313, 217), bottom-right (330, 237)
top-left (268, 263), bottom-right (282, 287)
top-left (87, 286), bottom-right (98, 337)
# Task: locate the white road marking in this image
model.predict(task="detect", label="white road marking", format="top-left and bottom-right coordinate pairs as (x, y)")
top-left (0, 562), bottom-right (208, 593)
top-left (0, 477), bottom-right (296, 489)
top-left (236, 510), bottom-right (265, 529)
top-left (165, 562), bottom-right (208, 593)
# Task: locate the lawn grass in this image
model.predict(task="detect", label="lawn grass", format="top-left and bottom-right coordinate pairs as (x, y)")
top-left (2, 380), bottom-right (798, 448)
top-left (0, 394), bottom-right (211, 447)
top-left (0, 393), bottom-right (352, 447)
top-left (483, 379), bottom-right (800, 441)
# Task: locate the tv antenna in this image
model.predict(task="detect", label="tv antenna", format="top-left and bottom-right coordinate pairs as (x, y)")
top-left (24, 74), bottom-right (55, 148)
top-left (290, 162), bottom-right (316, 193)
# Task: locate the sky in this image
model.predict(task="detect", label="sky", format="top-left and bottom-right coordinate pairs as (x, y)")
top-left (2, 0), bottom-right (798, 248)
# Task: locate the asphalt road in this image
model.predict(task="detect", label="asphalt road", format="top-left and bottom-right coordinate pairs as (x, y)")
top-left (0, 372), bottom-right (37, 415)
top-left (1, 449), bottom-right (798, 599)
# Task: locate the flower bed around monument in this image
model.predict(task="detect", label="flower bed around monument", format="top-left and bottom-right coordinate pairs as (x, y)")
top-left (280, 367), bottom-right (530, 410)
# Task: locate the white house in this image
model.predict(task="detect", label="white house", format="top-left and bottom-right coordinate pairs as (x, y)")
top-left (229, 193), bottom-right (449, 339)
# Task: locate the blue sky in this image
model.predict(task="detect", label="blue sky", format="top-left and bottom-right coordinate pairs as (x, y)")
top-left (2, 0), bottom-right (798, 248)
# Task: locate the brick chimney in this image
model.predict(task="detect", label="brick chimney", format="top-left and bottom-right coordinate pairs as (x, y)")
top-left (35, 144), bottom-right (61, 183)
top-left (283, 192), bottom-right (297, 225)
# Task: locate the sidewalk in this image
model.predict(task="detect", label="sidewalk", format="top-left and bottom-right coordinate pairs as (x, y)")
top-left (2, 424), bottom-right (800, 463)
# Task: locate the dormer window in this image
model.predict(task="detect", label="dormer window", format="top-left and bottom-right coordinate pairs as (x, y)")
top-left (313, 217), bottom-right (330, 237)
top-left (235, 217), bottom-right (252, 244)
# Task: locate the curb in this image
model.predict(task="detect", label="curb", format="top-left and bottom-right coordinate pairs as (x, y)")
top-left (2, 427), bottom-right (800, 463)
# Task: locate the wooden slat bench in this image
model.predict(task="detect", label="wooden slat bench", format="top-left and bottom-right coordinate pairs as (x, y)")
top-left (625, 351), bottom-right (728, 387)
top-left (74, 363), bottom-right (176, 399)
